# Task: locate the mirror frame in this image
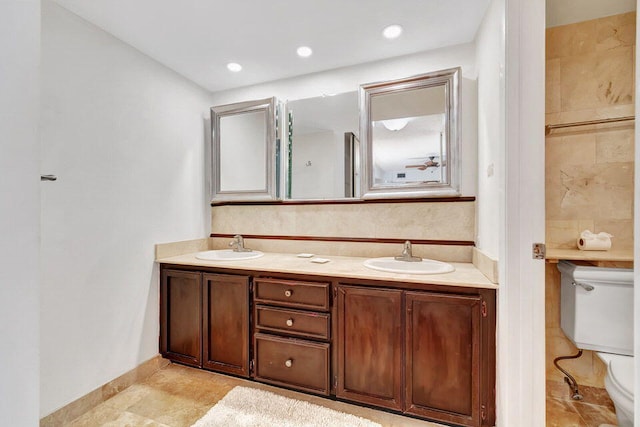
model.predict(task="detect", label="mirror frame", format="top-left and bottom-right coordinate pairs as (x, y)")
top-left (359, 67), bottom-right (461, 199)
top-left (210, 97), bottom-right (279, 201)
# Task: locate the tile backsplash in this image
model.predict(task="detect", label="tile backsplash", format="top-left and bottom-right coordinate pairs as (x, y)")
top-left (210, 200), bottom-right (476, 262)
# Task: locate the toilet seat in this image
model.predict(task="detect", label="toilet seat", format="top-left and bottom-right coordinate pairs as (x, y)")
top-left (607, 355), bottom-right (633, 402)
top-left (599, 353), bottom-right (634, 427)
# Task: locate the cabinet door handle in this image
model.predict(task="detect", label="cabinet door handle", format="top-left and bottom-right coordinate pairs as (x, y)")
top-left (284, 290), bottom-right (292, 297)
top-left (284, 359), bottom-right (293, 368)
top-left (286, 318), bottom-right (294, 327)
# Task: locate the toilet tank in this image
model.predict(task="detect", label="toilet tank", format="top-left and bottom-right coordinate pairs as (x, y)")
top-left (558, 260), bottom-right (634, 356)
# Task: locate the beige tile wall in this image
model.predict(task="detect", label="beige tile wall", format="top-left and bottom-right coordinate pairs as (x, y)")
top-left (210, 201), bottom-right (476, 262)
top-left (546, 12), bottom-right (635, 250)
top-left (545, 12), bottom-right (635, 389)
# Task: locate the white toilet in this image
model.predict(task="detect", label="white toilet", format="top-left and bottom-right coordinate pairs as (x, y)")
top-left (558, 260), bottom-right (634, 427)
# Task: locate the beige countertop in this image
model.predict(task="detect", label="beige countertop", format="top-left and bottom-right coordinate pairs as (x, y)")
top-left (157, 251), bottom-right (497, 290)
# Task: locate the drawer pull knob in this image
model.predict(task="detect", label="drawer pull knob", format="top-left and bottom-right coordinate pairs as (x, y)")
top-left (284, 290), bottom-right (292, 297)
top-left (286, 318), bottom-right (294, 327)
top-left (285, 359), bottom-right (293, 368)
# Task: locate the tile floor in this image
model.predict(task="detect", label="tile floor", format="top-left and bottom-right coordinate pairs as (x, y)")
top-left (546, 380), bottom-right (618, 426)
top-left (66, 363), bottom-right (443, 427)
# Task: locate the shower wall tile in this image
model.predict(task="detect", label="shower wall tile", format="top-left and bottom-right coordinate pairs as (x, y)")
top-left (546, 19), bottom-right (597, 60)
top-left (595, 128), bottom-right (635, 163)
top-left (596, 11), bottom-right (636, 50)
top-left (546, 219), bottom-right (594, 249)
top-left (594, 219), bottom-right (634, 249)
top-left (559, 46), bottom-right (634, 111)
top-left (546, 58), bottom-right (562, 114)
top-left (545, 12), bottom-right (635, 251)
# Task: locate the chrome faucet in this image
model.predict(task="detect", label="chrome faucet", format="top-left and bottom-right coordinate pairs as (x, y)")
top-left (229, 234), bottom-right (252, 252)
top-left (394, 240), bottom-right (422, 262)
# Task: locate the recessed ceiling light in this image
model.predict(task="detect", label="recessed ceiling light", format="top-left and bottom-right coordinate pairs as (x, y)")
top-left (227, 62), bottom-right (242, 72)
top-left (296, 46), bottom-right (313, 58)
top-left (382, 24), bottom-right (403, 39)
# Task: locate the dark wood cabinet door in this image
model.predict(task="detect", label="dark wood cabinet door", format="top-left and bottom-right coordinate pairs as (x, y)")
top-left (160, 269), bottom-right (202, 367)
top-left (405, 292), bottom-right (482, 427)
top-left (336, 285), bottom-right (403, 411)
top-left (202, 273), bottom-right (249, 377)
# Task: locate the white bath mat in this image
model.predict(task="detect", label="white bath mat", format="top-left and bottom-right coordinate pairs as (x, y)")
top-left (191, 386), bottom-right (382, 427)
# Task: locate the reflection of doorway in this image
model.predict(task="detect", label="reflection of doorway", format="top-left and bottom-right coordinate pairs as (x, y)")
top-left (344, 132), bottom-right (359, 198)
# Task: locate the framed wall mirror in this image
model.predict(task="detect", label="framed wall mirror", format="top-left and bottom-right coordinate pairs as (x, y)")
top-left (210, 97), bottom-right (279, 201)
top-left (285, 91), bottom-right (359, 200)
top-left (359, 67), bottom-right (461, 199)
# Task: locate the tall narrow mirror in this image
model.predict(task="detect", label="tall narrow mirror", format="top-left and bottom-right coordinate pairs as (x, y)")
top-left (360, 68), bottom-right (461, 199)
top-left (211, 97), bottom-right (279, 201)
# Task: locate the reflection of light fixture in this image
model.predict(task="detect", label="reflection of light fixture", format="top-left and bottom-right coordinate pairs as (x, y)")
top-left (382, 24), bottom-right (403, 39)
top-left (296, 46), bottom-right (313, 57)
top-left (381, 118), bottom-right (409, 131)
top-left (227, 62), bottom-right (242, 72)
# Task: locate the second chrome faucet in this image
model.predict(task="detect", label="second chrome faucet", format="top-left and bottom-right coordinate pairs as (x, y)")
top-left (394, 240), bottom-right (422, 262)
top-left (229, 234), bottom-right (252, 252)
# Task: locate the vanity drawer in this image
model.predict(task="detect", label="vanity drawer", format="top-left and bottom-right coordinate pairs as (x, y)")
top-left (254, 333), bottom-right (330, 395)
top-left (254, 278), bottom-right (330, 311)
top-left (255, 305), bottom-right (330, 340)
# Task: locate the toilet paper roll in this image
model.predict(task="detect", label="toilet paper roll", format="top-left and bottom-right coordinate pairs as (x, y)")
top-left (577, 230), bottom-right (613, 251)
top-left (577, 237), bottom-right (611, 250)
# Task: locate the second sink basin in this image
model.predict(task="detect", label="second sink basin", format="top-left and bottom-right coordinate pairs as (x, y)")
top-left (363, 257), bottom-right (455, 275)
top-left (195, 249), bottom-right (264, 261)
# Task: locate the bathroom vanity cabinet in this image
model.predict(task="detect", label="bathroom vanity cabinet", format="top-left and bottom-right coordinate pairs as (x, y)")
top-left (253, 278), bottom-right (332, 395)
top-left (337, 285), bottom-right (489, 426)
top-left (159, 262), bottom-right (496, 427)
top-left (160, 269), bottom-right (250, 376)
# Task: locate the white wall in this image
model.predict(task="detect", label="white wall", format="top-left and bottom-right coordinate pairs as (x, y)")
top-left (39, 0), bottom-right (213, 416)
top-left (475, 0), bottom-right (505, 259)
top-left (211, 45), bottom-right (479, 197)
top-left (502, 0), bottom-right (547, 425)
top-left (291, 131), bottom-right (344, 198)
top-left (0, 0), bottom-right (41, 424)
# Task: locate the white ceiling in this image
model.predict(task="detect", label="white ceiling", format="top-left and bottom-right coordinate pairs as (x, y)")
top-left (546, 0), bottom-right (636, 27)
top-left (51, 0), bottom-right (491, 93)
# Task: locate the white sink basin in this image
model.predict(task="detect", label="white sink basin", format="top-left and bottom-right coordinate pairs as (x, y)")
top-left (195, 249), bottom-right (264, 261)
top-left (363, 257), bottom-right (455, 275)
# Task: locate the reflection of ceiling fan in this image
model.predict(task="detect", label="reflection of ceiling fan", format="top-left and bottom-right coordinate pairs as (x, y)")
top-left (405, 156), bottom-right (439, 170)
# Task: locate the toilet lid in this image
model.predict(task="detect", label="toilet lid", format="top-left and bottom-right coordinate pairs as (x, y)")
top-left (608, 356), bottom-right (634, 400)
